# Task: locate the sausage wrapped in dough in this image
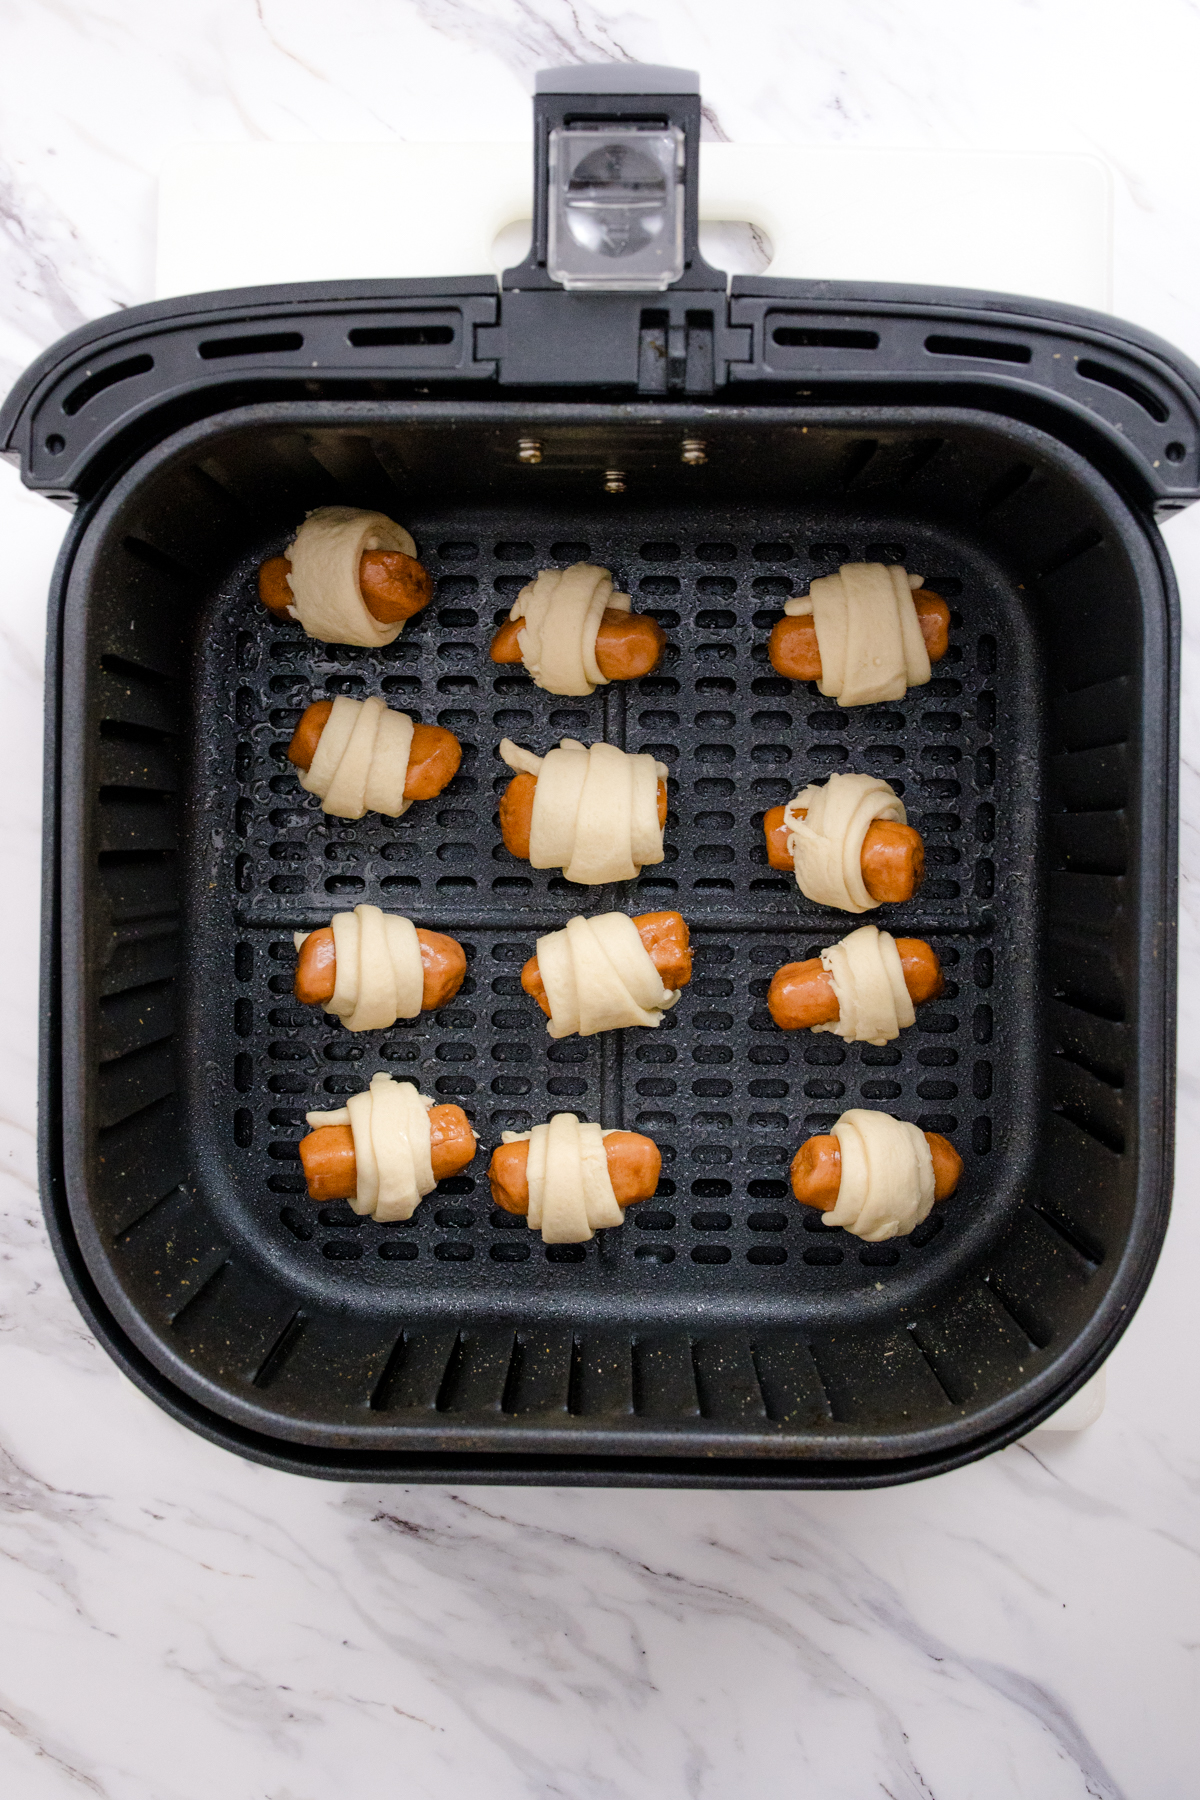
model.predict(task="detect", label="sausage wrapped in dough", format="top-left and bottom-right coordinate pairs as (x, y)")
top-left (293, 905), bottom-right (466, 1031)
top-left (259, 507), bottom-right (432, 645)
top-left (771, 772), bottom-right (924, 912)
top-left (489, 563), bottom-right (666, 692)
top-left (790, 1109), bottom-right (962, 1242)
top-left (498, 737), bottom-right (667, 884)
top-left (300, 1074), bottom-right (476, 1221)
top-left (524, 911), bottom-right (688, 1038)
top-left (768, 563), bottom-right (950, 702)
top-left (287, 695), bottom-right (461, 819)
top-left (488, 1114), bottom-right (661, 1244)
top-left (768, 925), bottom-right (943, 1043)
top-left (522, 910), bottom-right (691, 1037)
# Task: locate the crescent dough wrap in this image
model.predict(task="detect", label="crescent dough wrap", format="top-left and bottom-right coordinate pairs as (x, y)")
top-left (813, 923), bottom-right (917, 1046)
top-left (499, 737), bottom-right (667, 884)
top-left (293, 905), bottom-right (424, 1032)
top-left (306, 1073), bottom-right (435, 1222)
top-left (285, 506), bottom-right (418, 647)
top-left (783, 563), bottom-right (931, 706)
top-left (500, 1113), bottom-right (626, 1243)
top-left (510, 563), bottom-right (633, 695)
top-left (299, 694), bottom-right (415, 819)
top-left (783, 772), bottom-right (907, 913)
top-left (825, 1108), bottom-right (936, 1242)
top-left (537, 912), bottom-right (681, 1038)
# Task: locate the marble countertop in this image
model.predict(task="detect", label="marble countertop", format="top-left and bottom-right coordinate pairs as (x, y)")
top-left (2, 3), bottom-right (1199, 1795)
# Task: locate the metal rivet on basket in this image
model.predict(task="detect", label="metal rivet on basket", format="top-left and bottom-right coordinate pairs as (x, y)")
top-left (681, 438), bottom-right (707, 465)
top-left (604, 469), bottom-right (626, 493)
top-left (517, 438), bottom-right (543, 464)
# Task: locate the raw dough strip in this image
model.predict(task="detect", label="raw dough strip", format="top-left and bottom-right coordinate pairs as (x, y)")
top-left (783, 563), bottom-right (931, 706)
top-left (306, 1073), bottom-right (435, 1222)
top-left (499, 737), bottom-right (667, 884)
top-left (286, 506), bottom-right (419, 647)
top-left (783, 772), bottom-right (907, 913)
top-left (813, 923), bottom-right (916, 1046)
top-left (510, 563), bottom-right (632, 695)
top-left (537, 912), bottom-right (681, 1038)
top-left (825, 1108), bottom-right (936, 1242)
top-left (293, 905), bottom-right (424, 1032)
top-left (500, 1114), bottom-right (626, 1243)
top-left (300, 694), bottom-right (415, 819)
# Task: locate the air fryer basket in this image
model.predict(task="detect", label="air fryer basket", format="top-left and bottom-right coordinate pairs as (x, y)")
top-left (26, 389), bottom-right (1174, 1485)
top-left (4, 56), bottom-right (1191, 1484)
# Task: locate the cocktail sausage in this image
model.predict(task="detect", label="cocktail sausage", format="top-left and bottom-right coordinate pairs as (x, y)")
top-left (294, 925), bottom-right (467, 1011)
top-left (298, 1104), bottom-right (476, 1203)
top-left (286, 702), bottom-right (461, 801)
top-left (767, 589), bottom-right (951, 682)
top-left (520, 910), bottom-right (692, 1016)
top-left (490, 606), bottom-right (666, 681)
top-left (789, 1129), bottom-right (962, 1210)
top-left (767, 937), bottom-right (943, 1030)
top-left (487, 1131), bottom-right (661, 1215)
top-left (763, 805), bottom-right (925, 903)
top-left (259, 550), bottom-right (433, 625)
top-left (499, 770), bottom-right (668, 860)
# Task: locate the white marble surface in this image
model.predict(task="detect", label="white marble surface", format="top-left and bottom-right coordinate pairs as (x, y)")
top-left (2, 2), bottom-right (1200, 1794)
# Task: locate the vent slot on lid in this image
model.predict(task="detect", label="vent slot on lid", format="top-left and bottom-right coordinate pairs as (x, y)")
top-left (348, 324), bottom-right (455, 348)
top-left (62, 354), bottom-right (155, 416)
top-left (198, 332), bottom-right (305, 360)
top-left (1076, 359), bottom-right (1169, 422)
top-left (772, 327), bottom-right (880, 350)
top-left (925, 335), bottom-right (1032, 365)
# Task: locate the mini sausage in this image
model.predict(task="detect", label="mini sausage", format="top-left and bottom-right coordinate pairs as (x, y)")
top-left (499, 770), bottom-right (669, 860)
top-left (763, 805), bottom-right (925, 904)
top-left (790, 1130), bottom-right (962, 1211)
top-left (488, 1131), bottom-right (661, 1215)
top-left (767, 589), bottom-right (951, 682)
top-left (259, 551), bottom-right (433, 625)
top-left (490, 607), bottom-right (667, 681)
top-left (298, 1104), bottom-right (476, 1202)
top-left (287, 702), bottom-right (462, 801)
top-left (295, 925), bottom-right (467, 1011)
top-left (520, 910), bottom-right (692, 1016)
top-left (767, 937), bottom-right (943, 1031)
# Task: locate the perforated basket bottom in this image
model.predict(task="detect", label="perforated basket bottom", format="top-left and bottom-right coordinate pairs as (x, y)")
top-left (184, 503), bottom-right (1041, 1333)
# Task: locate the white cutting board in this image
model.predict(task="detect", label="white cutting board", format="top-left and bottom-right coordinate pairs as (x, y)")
top-left (156, 141), bottom-right (1111, 309)
top-left (155, 138), bottom-right (1111, 1432)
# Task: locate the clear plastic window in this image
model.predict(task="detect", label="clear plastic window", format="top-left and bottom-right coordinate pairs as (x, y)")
top-left (547, 125), bottom-right (685, 291)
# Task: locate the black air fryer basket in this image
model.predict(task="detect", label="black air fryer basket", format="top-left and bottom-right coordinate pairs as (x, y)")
top-left (5, 66), bottom-right (1194, 1486)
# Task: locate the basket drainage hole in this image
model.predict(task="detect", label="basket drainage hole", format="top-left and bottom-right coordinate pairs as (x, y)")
top-left (802, 1245), bottom-right (843, 1266)
top-left (379, 1241), bottom-right (418, 1261)
top-left (1166, 442), bottom-right (1187, 462)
